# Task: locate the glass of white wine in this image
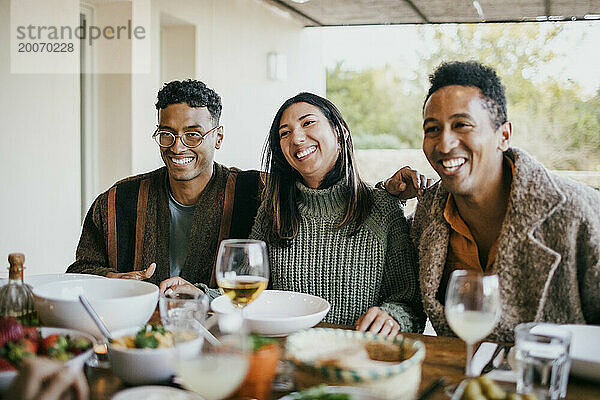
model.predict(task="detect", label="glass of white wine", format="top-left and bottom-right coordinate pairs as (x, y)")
top-left (216, 239), bottom-right (269, 313)
top-left (445, 270), bottom-right (501, 377)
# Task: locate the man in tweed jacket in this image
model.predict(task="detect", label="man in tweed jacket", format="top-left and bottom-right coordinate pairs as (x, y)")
top-left (67, 80), bottom-right (262, 292)
top-left (386, 61), bottom-right (599, 342)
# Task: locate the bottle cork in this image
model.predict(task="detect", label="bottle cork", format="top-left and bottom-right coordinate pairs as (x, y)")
top-left (8, 253), bottom-right (25, 266)
top-left (7, 253), bottom-right (25, 281)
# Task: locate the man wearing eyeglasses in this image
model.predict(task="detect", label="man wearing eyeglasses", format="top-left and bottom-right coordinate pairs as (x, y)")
top-left (67, 80), bottom-right (262, 294)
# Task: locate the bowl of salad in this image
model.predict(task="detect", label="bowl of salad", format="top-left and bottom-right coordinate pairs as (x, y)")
top-left (0, 317), bottom-right (95, 392)
top-left (108, 324), bottom-right (203, 385)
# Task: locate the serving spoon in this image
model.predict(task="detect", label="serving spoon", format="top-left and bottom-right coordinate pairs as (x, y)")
top-left (78, 295), bottom-right (114, 342)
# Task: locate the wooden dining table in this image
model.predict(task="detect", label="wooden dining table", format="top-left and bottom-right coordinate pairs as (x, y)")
top-left (86, 322), bottom-right (600, 400)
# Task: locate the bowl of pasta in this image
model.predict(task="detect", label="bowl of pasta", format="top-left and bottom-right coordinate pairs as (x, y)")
top-left (108, 324), bottom-right (202, 385)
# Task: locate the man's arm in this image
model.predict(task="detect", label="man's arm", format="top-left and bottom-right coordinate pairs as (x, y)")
top-left (66, 192), bottom-right (156, 280)
top-left (577, 192), bottom-right (600, 325)
top-left (66, 195), bottom-right (114, 276)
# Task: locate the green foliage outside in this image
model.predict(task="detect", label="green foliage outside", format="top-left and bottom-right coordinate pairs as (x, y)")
top-left (326, 23), bottom-right (600, 171)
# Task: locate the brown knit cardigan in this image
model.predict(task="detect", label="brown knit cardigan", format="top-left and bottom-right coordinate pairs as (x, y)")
top-left (412, 148), bottom-right (600, 342)
top-left (66, 163), bottom-right (262, 288)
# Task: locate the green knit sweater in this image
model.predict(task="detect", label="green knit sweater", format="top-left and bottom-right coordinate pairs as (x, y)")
top-left (250, 180), bottom-right (425, 332)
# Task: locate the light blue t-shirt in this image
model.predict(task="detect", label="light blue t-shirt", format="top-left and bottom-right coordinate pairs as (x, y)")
top-left (168, 191), bottom-right (196, 277)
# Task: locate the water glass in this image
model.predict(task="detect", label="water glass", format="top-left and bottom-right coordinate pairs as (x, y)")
top-left (515, 322), bottom-right (572, 400)
top-left (159, 292), bottom-right (209, 333)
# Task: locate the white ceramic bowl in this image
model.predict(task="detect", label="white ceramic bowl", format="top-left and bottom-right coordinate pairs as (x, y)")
top-left (112, 386), bottom-right (205, 400)
top-left (0, 273), bottom-right (105, 288)
top-left (33, 279), bottom-right (158, 337)
top-left (286, 328), bottom-right (425, 400)
top-left (0, 327), bottom-right (96, 392)
top-left (562, 324), bottom-right (600, 382)
top-left (211, 290), bottom-right (330, 337)
top-left (108, 327), bottom-right (204, 385)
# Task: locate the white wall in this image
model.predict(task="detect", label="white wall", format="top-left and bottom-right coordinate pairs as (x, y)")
top-left (161, 25), bottom-right (196, 83)
top-left (131, 0), bottom-right (161, 176)
top-left (0, 0), bottom-right (324, 275)
top-left (158, 0), bottom-right (325, 170)
top-left (0, 0), bottom-right (81, 275)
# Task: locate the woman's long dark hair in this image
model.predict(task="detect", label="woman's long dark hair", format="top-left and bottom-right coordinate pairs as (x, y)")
top-left (261, 92), bottom-right (373, 246)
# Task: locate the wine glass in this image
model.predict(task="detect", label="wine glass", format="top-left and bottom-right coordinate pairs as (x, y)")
top-left (216, 239), bottom-right (269, 313)
top-left (176, 313), bottom-right (250, 400)
top-left (445, 270), bottom-right (501, 377)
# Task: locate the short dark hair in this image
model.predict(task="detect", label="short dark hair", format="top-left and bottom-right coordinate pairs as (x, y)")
top-left (424, 61), bottom-right (507, 129)
top-left (156, 79), bottom-right (222, 124)
top-left (262, 92), bottom-right (373, 246)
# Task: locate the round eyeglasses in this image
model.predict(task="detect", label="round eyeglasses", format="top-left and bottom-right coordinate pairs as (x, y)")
top-left (153, 125), bottom-right (221, 148)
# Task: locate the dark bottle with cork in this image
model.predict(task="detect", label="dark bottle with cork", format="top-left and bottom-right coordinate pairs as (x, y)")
top-left (0, 253), bottom-right (38, 325)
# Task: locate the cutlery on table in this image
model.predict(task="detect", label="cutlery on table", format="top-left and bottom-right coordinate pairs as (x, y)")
top-left (482, 344), bottom-right (508, 374)
top-left (416, 377), bottom-right (446, 400)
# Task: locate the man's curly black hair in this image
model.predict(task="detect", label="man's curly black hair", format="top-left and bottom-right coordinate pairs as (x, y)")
top-left (156, 79), bottom-right (222, 124)
top-left (424, 61), bottom-right (507, 130)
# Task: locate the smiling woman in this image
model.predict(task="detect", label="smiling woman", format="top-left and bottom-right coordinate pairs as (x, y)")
top-left (250, 92), bottom-right (426, 335)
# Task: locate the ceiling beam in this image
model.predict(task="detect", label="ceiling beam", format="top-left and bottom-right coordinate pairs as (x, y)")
top-left (267, 0), bottom-right (324, 26)
top-left (403, 0), bottom-right (430, 23)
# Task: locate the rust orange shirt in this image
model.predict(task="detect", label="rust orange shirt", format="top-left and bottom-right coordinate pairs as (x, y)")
top-left (437, 157), bottom-right (515, 304)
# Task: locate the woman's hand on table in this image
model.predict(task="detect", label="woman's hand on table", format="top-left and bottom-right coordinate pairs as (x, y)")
top-left (159, 276), bottom-right (204, 297)
top-left (106, 262), bottom-right (156, 280)
top-left (355, 307), bottom-right (400, 336)
top-left (7, 357), bottom-right (89, 400)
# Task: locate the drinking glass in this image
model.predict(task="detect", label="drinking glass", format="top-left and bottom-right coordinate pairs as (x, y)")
top-left (176, 313), bottom-right (250, 400)
top-left (515, 322), bottom-right (572, 400)
top-left (159, 291), bottom-right (209, 336)
top-left (216, 239), bottom-right (269, 312)
top-left (445, 270), bottom-right (501, 376)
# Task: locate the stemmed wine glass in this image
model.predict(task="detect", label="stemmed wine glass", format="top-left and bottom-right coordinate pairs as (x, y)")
top-left (216, 239), bottom-right (269, 314)
top-left (445, 270), bottom-right (501, 377)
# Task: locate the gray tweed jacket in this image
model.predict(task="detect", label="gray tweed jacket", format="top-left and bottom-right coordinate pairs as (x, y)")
top-left (411, 148), bottom-right (600, 342)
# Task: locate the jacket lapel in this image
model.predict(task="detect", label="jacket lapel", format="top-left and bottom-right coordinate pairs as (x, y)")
top-left (493, 149), bottom-right (566, 326)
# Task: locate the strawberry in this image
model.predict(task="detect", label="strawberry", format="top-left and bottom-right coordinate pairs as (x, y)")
top-left (23, 326), bottom-right (39, 342)
top-left (0, 358), bottom-right (16, 372)
top-left (40, 334), bottom-right (60, 355)
top-left (21, 338), bottom-right (38, 355)
top-left (0, 318), bottom-right (25, 347)
top-left (40, 334), bottom-right (68, 357)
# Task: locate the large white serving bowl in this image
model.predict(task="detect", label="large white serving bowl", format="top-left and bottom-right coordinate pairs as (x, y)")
top-left (562, 324), bottom-right (600, 382)
top-left (211, 290), bottom-right (330, 337)
top-left (0, 327), bottom-right (96, 392)
top-left (108, 327), bottom-right (204, 385)
top-left (33, 279), bottom-right (158, 337)
top-left (0, 273), bottom-right (105, 288)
